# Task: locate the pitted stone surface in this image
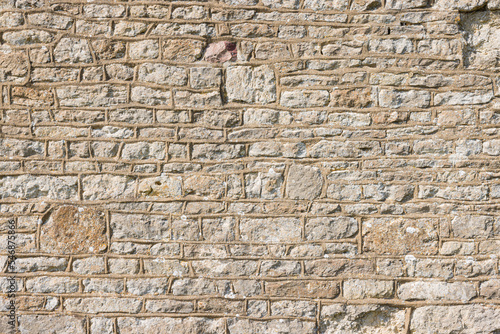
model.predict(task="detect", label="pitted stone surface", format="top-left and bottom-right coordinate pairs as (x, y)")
top-left (41, 206), bottom-right (107, 254)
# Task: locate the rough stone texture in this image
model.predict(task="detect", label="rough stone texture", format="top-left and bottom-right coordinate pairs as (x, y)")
top-left (40, 206), bottom-right (107, 254)
top-left (286, 165), bottom-right (324, 200)
top-left (1, 1), bottom-right (500, 333)
top-left (226, 65), bottom-right (276, 104)
top-left (320, 304), bottom-right (406, 333)
top-left (410, 305), bottom-right (500, 333)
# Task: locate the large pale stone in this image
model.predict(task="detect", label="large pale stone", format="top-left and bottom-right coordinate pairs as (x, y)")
top-left (286, 165), bottom-right (323, 200)
top-left (138, 175), bottom-right (182, 198)
top-left (54, 38), bottom-right (92, 63)
top-left (57, 85), bottom-right (127, 107)
top-left (0, 175), bottom-right (78, 200)
top-left (111, 213), bottom-right (169, 240)
top-left (137, 63), bottom-right (187, 86)
top-left (228, 319), bottom-right (316, 334)
top-left (306, 217), bottom-right (358, 240)
top-left (64, 297), bottom-right (142, 314)
top-left (240, 218), bottom-right (301, 242)
top-left (320, 304), bottom-right (405, 334)
top-left (398, 281), bottom-right (476, 301)
top-left (411, 305), bottom-right (500, 333)
top-left (461, 11), bottom-right (500, 69)
top-left (226, 65), bottom-right (276, 104)
top-left (117, 317), bottom-right (225, 334)
top-left (18, 315), bottom-right (86, 334)
top-left (82, 175), bottom-right (135, 200)
top-left (0, 46), bottom-right (28, 82)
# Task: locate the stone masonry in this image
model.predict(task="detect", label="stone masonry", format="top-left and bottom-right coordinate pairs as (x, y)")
top-left (0, 0), bottom-right (500, 332)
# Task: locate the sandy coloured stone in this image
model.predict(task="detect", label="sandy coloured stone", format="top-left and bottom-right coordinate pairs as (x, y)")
top-left (226, 65), bottom-right (276, 104)
top-left (54, 38), bottom-right (92, 63)
top-left (363, 218), bottom-right (439, 255)
top-left (320, 304), bottom-right (405, 334)
top-left (40, 206), bottom-right (107, 254)
top-left (0, 46), bottom-right (28, 82)
top-left (228, 319), bottom-right (316, 334)
top-left (18, 315), bottom-right (86, 334)
top-left (117, 317), bottom-right (225, 334)
top-left (306, 217), bottom-right (358, 240)
top-left (286, 164), bottom-right (323, 200)
top-left (411, 305), bottom-right (500, 333)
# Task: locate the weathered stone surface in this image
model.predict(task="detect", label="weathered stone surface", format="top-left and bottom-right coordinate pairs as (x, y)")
top-left (306, 217), bottom-right (358, 240)
top-left (226, 65), bottom-right (276, 104)
top-left (379, 89), bottom-right (431, 109)
top-left (363, 218), bottom-right (439, 255)
top-left (281, 90), bottom-right (330, 108)
top-left (343, 279), bottom-right (394, 299)
top-left (163, 39), bottom-right (205, 62)
top-left (18, 315), bottom-right (86, 334)
top-left (117, 317), bottom-right (225, 334)
top-left (41, 206), bottom-right (107, 254)
top-left (111, 213), bottom-right (169, 240)
top-left (54, 38), bottom-right (92, 63)
top-left (266, 280), bottom-right (340, 298)
top-left (240, 218), bottom-right (301, 242)
top-left (138, 175), bottom-right (182, 198)
top-left (137, 63), bottom-right (187, 86)
top-left (190, 67), bottom-right (221, 89)
top-left (204, 41), bottom-right (237, 63)
top-left (320, 304), bottom-right (405, 334)
top-left (0, 46), bottom-right (28, 82)
top-left (0, 175), bottom-right (78, 200)
top-left (82, 175), bottom-right (135, 200)
top-left (480, 279), bottom-right (500, 299)
top-left (286, 165), bottom-right (323, 200)
top-left (410, 305), bottom-right (500, 333)
top-left (64, 297), bottom-right (142, 314)
top-left (228, 319), bottom-right (316, 334)
top-left (398, 281), bottom-right (476, 301)
top-left (451, 215), bottom-right (495, 238)
top-left (57, 85), bottom-right (127, 107)
top-left (2, 0), bottom-right (499, 327)
top-left (131, 86), bottom-right (171, 106)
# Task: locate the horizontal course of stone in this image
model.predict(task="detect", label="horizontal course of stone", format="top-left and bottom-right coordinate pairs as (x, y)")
top-left (0, 0), bottom-right (500, 332)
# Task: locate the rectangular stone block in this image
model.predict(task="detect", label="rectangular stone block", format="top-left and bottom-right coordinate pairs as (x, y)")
top-left (240, 218), bottom-right (301, 242)
top-left (362, 218), bottom-right (439, 255)
top-left (111, 213), bottom-right (169, 240)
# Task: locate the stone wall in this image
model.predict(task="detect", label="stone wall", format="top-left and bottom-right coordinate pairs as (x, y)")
top-left (0, 0), bottom-right (500, 332)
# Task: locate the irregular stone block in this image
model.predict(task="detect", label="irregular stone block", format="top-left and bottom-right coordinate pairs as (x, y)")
top-left (82, 175), bottom-right (135, 200)
top-left (320, 304), bottom-right (405, 333)
top-left (411, 305), bottom-right (500, 333)
top-left (286, 165), bottom-right (323, 200)
top-left (54, 38), bottom-right (92, 63)
top-left (240, 218), bottom-right (301, 242)
top-left (0, 175), bottom-right (78, 200)
top-left (18, 315), bottom-right (86, 334)
top-left (398, 281), bottom-right (476, 301)
top-left (228, 319), bottom-right (316, 334)
top-left (111, 213), bottom-right (169, 240)
top-left (306, 217), bottom-right (358, 240)
top-left (362, 218), bottom-right (439, 255)
top-left (117, 317), bottom-right (225, 334)
top-left (226, 65), bottom-right (276, 104)
top-left (41, 206), bottom-right (106, 254)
